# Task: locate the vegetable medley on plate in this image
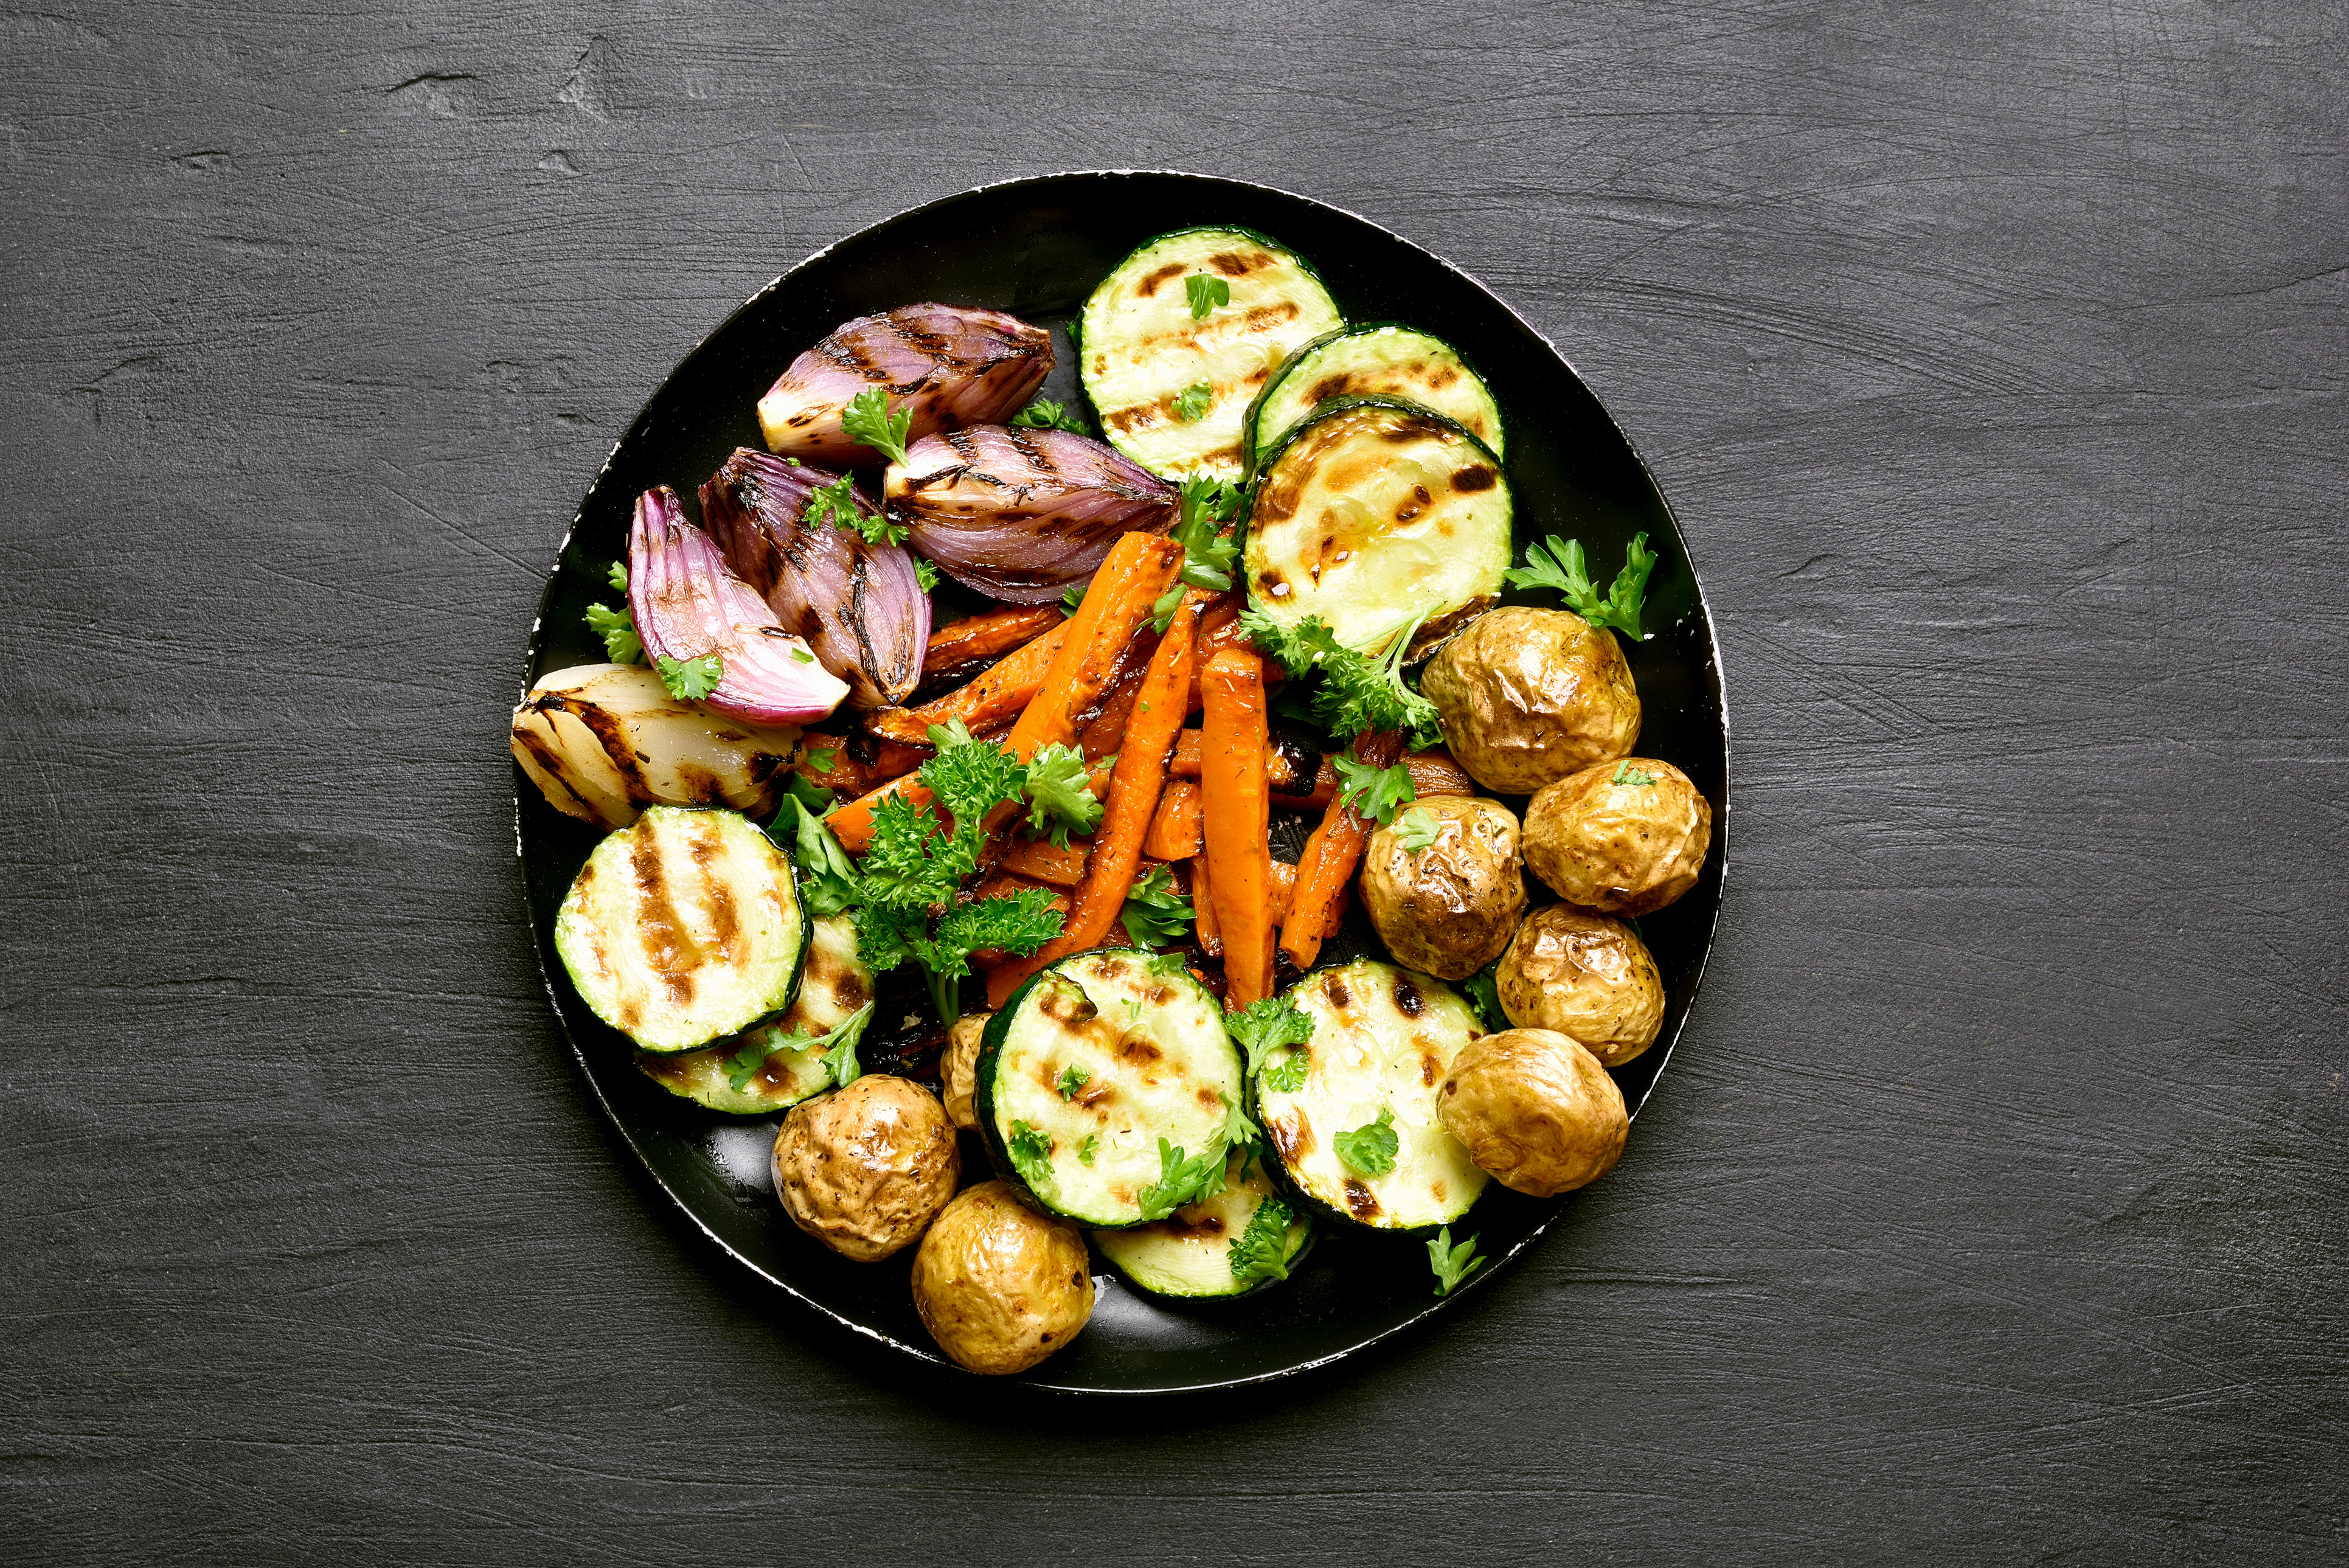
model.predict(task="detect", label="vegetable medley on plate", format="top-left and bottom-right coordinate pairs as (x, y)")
top-left (510, 224), bottom-right (1715, 1376)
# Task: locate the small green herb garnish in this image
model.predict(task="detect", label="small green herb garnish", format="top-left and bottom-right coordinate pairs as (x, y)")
top-left (1462, 961), bottom-right (1505, 1030)
top-left (1056, 1063), bottom-right (1091, 1101)
top-left (584, 601), bottom-right (644, 664)
top-left (723, 1002), bottom-right (874, 1094)
top-left (1119, 864), bottom-right (1194, 949)
top-left (766, 794), bottom-right (858, 917)
top-left (656, 652), bottom-right (724, 701)
top-left (1226, 996), bottom-right (1313, 1077)
top-left (1136, 1136), bottom-right (1229, 1221)
top-left (1022, 743), bottom-right (1103, 848)
top-left (1006, 1120), bottom-right (1056, 1193)
top-left (1008, 397), bottom-right (1091, 435)
top-left (607, 561), bottom-right (629, 594)
top-left (803, 748), bottom-right (838, 775)
top-left (1240, 609), bottom-right (1443, 749)
top-left (1185, 272), bottom-right (1231, 318)
top-left (1505, 532), bottom-right (1656, 640)
top-left (840, 386), bottom-right (914, 467)
top-left (1229, 1196), bottom-right (1296, 1284)
top-left (1395, 806), bottom-right (1440, 853)
top-left (1077, 1133), bottom-right (1100, 1167)
top-left (1336, 756), bottom-right (1415, 827)
top-left (1062, 582), bottom-right (1087, 614)
top-left (805, 471), bottom-right (910, 547)
top-left (1333, 1106), bottom-right (1398, 1177)
top-left (1171, 381), bottom-right (1212, 422)
top-left (914, 557), bottom-right (939, 592)
top-left (1612, 760), bottom-right (1659, 786)
top-left (1428, 1224), bottom-right (1487, 1296)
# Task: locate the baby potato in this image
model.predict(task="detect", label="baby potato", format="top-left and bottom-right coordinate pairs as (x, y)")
top-left (1522, 757), bottom-right (1712, 916)
top-left (1438, 1028), bottom-right (1628, 1196)
top-left (1496, 906), bottom-right (1665, 1066)
top-left (911, 1181), bottom-right (1095, 1375)
top-left (940, 1011), bottom-right (991, 1132)
top-left (1420, 608), bottom-right (1640, 795)
top-left (1361, 796), bottom-right (1527, 980)
top-left (771, 1076), bottom-right (960, 1263)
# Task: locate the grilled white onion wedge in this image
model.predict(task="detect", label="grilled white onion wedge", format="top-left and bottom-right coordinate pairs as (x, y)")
top-left (510, 662), bottom-right (801, 831)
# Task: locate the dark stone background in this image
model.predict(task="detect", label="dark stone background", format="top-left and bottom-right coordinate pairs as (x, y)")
top-left (4, 2), bottom-right (2342, 1562)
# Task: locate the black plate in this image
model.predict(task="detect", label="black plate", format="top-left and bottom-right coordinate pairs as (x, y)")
top-left (515, 172), bottom-right (1730, 1395)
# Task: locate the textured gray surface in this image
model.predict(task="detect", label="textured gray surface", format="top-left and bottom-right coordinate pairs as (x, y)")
top-left (4, 2), bottom-right (2344, 1562)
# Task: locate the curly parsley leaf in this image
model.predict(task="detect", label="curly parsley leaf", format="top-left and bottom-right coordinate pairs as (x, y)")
top-left (1240, 611), bottom-right (1440, 749)
top-left (1185, 272), bottom-right (1231, 318)
top-left (1261, 1049), bottom-right (1308, 1094)
top-left (914, 557), bottom-right (939, 592)
top-left (1505, 532), bottom-right (1656, 640)
top-left (1229, 1195), bottom-right (1296, 1284)
top-left (927, 887), bottom-right (1064, 969)
top-left (841, 386), bottom-right (913, 467)
top-left (1428, 1224), bottom-right (1487, 1296)
top-left (1462, 960), bottom-right (1505, 1031)
top-left (1120, 863), bottom-right (1194, 949)
top-left (1167, 474), bottom-right (1241, 598)
top-left (1612, 760), bottom-right (1659, 786)
top-left (805, 471), bottom-right (909, 547)
top-left (767, 796), bottom-right (859, 917)
top-left (656, 652), bottom-right (724, 701)
top-left (584, 601), bottom-right (644, 664)
top-left (1077, 1133), bottom-right (1100, 1167)
top-left (1008, 397), bottom-right (1091, 435)
top-left (1334, 1106), bottom-right (1398, 1177)
top-left (1395, 806), bottom-right (1440, 853)
top-left (1006, 1120), bottom-right (1057, 1194)
top-left (1227, 996), bottom-right (1314, 1080)
top-left (1136, 1136), bottom-right (1230, 1221)
top-left (1056, 1063), bottom-right (1091, 1101)
top-left (1336, 756), bottom-right (1416, 827)
top-left (1022, 743), bottom-right (1103, 847)
top-left (1171, 381), bottom-right (1212, 423)
top-left (920, 728), bottom-right (1029, 829)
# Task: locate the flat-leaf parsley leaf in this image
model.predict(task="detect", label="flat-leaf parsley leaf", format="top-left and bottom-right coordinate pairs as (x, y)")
top-left (1334, 1106), bottom-right (1398, 1177)
top-left (656, 652), bottom-right (724, 701)
top-left (1185, 272), bottom-right (1230, 318)
top-left (841, 386), bottom-right (914, 467)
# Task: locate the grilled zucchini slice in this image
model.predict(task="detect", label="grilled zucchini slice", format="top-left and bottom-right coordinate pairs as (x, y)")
top-left (976, 949), bottom-right (1246, 1228)
top-left (1093, 1147), bottom-right (1313, 1299)
top-left (1243, 396), bottom-right (1511, 657)
top-left (634, 914), bottom-right (872, 1113)
top-left (554, 806), bottom-right (807, 1054)
top-left (1245, 324), bottom-right (1504, 469)
top-left (1079, 227), bottom-right (1342, 483)
top-left (1254, 959), bottom-right (1489, 1233)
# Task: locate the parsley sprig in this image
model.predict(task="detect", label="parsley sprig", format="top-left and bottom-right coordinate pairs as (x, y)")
top-left (841, 386), bottom-right (914, 467)
top-left (1185, 273), bottom-right (1231, 319)
top-left (1120, 864), bottom-right (1193, 949)
top-left (1428, 1224), bottom-right (1487, 1296)
top-left (1151, 475), bottom-right (1244, 631)
top-left (1333, 1106), bottom-right (1399, 1177)
top-left (585, 562), bottom-right (645, 664)
top-left (1171, 381), bottom-right (1212, 423)
top-left (1505, 532), bottom-right (1656, 640)
top-left (1461, 961), bottom-right (1505, 1031)
top-left (1336, 756), bottom-right (1415, 827)
top-left (804, 472), bottom-right (909, 547)
top-left (656, 652), bottom-right (724, 701)
top-left (722, 1002), bottom-right (874, 1095)
top-left (1021, 743), bottom-right (1104, 847)
top-left (1009, 397), bottom-right (1091, 435)
top-left (1136, 1136), bottom-right (1230, 1221)
top-left (1612, 760), bottom-right (1659, 786)
top-left (1006, 1119), bottom-right (1057, 1196)
top-left (1228, 996), bottom-right (1313, 1091)
top-left (1239, 610), bottom-right (1443, 749)
top-left (1394, 806), bottom-right (1440, 853)
top-left (766, 794), bottom-right (858, 918)
top-left (1228, 1195), bottom-right (1296, 1285)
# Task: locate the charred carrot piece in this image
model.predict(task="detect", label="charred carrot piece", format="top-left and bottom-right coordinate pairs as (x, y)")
top-left (866, 620), bottom-right (1074, 748)
top-left (1405, 748), bottom-right (1477, 798)
top-left (997, 836), bottom-right (1092, 887)
top-left (1200, 648), bottom-right (1274, 1007)
top-left (1190, 854), bottom-right (1222, 959)
top-left (1142, 777), bottom-right (1204, 861)
top-left (922, 604), bottom-right (1067, 685)
top-left (1279, 729), bottom-right (1402, 970)
top-left (1004, 530), bottom-right (1184, 763)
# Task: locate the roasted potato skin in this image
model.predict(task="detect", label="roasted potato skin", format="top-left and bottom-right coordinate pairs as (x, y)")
top-left (1522, 758), bottom-right (1712, 916)
top-left (1361, 796), bottom-right (1527, 980)
top-left (940, 1011), bottom-right (991, 1132)
top-left (911, 1181), bottom-right (1095, 1375)
top-left (1496, 906), bottom-right (1665, 1066)
top-left (1420, 608), bottom-right (1641, 795)
top-left (1438, 1028), bottom-right (1628, 1196)
top-left (771, 1076), bottom-right (960, 1262)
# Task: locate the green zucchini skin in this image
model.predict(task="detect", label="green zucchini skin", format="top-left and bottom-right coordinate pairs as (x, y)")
top-left (633, 914), bottom-right (872, 1114)
top-left (1092, 1148), bottom-right (1314, 1300)
top-left (553, 806), bottom-right (808, 1054)
top-left (1244, 323), bottom-right (1504, 470)
top-left (1253, 959), bottom-right (1490, 1235)
top-left (1078, 226), bottom-right (1344, 483)
top-left (1241, 394), bottom-right (1513, 659)
top-left (976, 948), bottom-right (1246, 1229)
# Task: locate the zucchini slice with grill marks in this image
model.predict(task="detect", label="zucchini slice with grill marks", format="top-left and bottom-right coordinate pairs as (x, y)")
top-left (1243, 395), bottom-right (1511, 657)
top-left (554, 806), bottom-right (807, 1054)
top-left (1093, 1147), bottom-right (1313, 1299)
top-left (634, 914), bottom-right (872, 1112)
top-left (1245, 324), bottom-right (1504, 470)
top-left (976, 949), bottom-right (1246, 1228)
top-left (1079, 227), bottom-right (1343, 484)
top-left (1254, 959), bottom-right (1489, 1233)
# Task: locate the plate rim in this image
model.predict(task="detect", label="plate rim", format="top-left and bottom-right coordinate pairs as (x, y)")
top-left (513, 167), bottom-right (1733, 1396)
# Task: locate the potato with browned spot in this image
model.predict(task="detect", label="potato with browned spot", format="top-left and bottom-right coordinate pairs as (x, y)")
top-left (1495, 906), bottom-right (1664, 1067)
top-left (911, 1181), bottom-right (1095, 1375)
top-left (940, 1011), bottom-right (991, 1132)
top-left (1420, 608), bottom-right (1640, 794)
top-left (1523, 758), bottom-right (1711, 916)
top-left (1361, 796), bottom-right (1526, 980)
top-left (772, 1076), bottom-right (960, 1262)
top-left (1438, 1028), bottom-right (1627, 1196)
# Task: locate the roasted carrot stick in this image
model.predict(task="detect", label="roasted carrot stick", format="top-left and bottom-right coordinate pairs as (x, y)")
top-left (1278, 729), bottom-right (1402, 970)
top-left (1190, 855), bottom-right (1222, 959)
top-left (1170, 729), bottom-right (1317, 794)
top-left (1184, 599), bottom-right (1245, 710)
top-left (1271, 755), bottom-right (1338, 811)
top-left (985, 591), bottom-right (1206, 1001)
top-left (1269, 860), bottom-right (1297, 925)
top-left (1142, 778), bottom-right (1204, 861)
top-left (1004, 530), bottom-right (1184, 764)
top-left (1074, 631), bottom-right (1158, 760)
top-left (865, 620), bottom-right (1074, 748)
top-left (998, 836), bottom-right (1091, 887)
top-left (922, 604), bottom-right (1066, 685)
top-left (1200, 648), bottom-right (1274, 1006)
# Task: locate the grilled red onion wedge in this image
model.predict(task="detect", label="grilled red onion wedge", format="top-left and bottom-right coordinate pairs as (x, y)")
top-left (883, 425), bottom-right (1177, 604)
top-left (626, 486), bottom-right (851, 724)
top-left (699, 449), bottom-right (930, 709)
top-left (757, 304), bottom-right (1052, 465)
